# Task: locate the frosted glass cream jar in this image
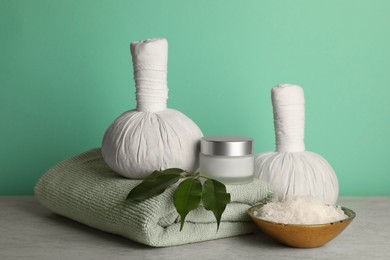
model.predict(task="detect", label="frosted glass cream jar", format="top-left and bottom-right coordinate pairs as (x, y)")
top-left (199, 136), bottom-right (254, 184)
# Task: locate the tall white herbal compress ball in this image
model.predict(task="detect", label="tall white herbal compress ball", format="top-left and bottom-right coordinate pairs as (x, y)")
top-left (255, 84), bottom-right (339, 205)
top-left (102, 38), bottom-right (203, 179)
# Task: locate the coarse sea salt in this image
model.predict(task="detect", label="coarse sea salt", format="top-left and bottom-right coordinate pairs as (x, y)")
top-left (253, 196), bottom-right (348, 225)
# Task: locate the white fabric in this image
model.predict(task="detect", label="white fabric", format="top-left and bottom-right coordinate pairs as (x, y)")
top-left (255, 84), bottom-right (339, 205)
top-left (272, 84), bottom-right (305, 152)
top-left (102, 38), bottom-right (203, 179)
top-left (255, 151), bottom-right (339, 205)
top-left (131, 38), bottom-right (168, 112)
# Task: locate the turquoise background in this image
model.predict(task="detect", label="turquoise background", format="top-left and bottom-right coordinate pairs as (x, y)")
top-left (1, 0), bottom-right (389, 195)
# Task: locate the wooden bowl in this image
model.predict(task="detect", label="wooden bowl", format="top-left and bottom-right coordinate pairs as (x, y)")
top-left (247, 204), bottom-right (356, 248)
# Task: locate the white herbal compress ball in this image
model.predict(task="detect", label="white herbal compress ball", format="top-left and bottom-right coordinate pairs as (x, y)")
top-left (102, 38), bottom-right (203, 179)
top-left (255, 84), bottom-right (339, 205)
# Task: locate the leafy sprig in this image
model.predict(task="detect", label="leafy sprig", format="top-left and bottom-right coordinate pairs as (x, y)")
top-left (127, 168), bottom-right (231, 231)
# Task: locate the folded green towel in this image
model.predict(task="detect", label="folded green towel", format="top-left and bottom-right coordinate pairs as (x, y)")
top-left (35, 148), bottom-right (275, 247)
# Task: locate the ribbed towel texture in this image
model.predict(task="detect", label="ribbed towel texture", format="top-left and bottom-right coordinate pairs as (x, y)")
top-left (35, 148), bottom-right (275, 247)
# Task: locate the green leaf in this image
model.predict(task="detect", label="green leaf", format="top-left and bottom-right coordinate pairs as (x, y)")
top-left (173, 178), bottom-right (203, 231)
top-left (127, 169), bottom-right (184, 201)
top-left (202, 179), bottom-right (231, 231)
top-left (157, 168), bottom-right (186, 176)
top-left (144, 168), bottom-right (185, 180)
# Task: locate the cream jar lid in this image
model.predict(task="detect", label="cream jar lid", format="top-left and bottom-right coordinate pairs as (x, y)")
top-left (200, 136), bottom-right (253, 156)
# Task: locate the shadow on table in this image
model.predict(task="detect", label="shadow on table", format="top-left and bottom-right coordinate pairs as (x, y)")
top-left (238, 231), bottom-right (284, 248)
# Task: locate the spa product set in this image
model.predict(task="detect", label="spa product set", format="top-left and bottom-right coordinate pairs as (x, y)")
top-left (35, 37), bottom-right (354, 248)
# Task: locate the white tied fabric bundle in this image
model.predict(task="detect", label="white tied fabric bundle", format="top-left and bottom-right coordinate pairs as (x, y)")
top-left (102, 38), bottom-right (203, 179)
top-left (255, 84), bottom-right (339, 205)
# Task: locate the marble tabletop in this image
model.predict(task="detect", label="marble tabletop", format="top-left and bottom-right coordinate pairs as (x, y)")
top-left (1, 196), bottom-right (389, 260)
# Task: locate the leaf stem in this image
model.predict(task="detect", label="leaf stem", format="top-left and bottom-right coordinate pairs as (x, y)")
top-left (198, 175), bottom-right (211, 180)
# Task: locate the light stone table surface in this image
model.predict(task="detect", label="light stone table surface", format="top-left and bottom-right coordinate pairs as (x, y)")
top-left (0, 196), bottom-right (389, 260)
